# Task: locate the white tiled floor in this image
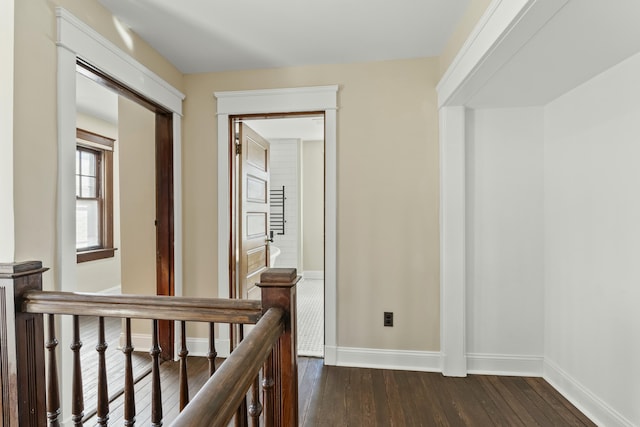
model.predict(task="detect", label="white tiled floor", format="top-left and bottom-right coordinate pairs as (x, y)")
top-left (296, 278), bottom-right (324, 357)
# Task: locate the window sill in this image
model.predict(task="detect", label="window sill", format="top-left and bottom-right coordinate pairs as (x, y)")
top-left (77, 247), bottom-right (117, 263)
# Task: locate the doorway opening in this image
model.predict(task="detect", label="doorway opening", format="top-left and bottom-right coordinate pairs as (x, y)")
top-left (229, 113), bottom-right (326, 357)
top-left (76, 60), bottom-right (175, 360)
top-left (214, 85), bottom-right (337, 363)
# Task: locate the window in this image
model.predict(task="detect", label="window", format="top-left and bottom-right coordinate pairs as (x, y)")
top-left (76, 128), bottom-right (116, 262)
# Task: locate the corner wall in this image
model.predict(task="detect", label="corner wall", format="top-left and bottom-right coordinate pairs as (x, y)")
top-left (465, 107), bottom-right (544, 374)
top-left (543, 51), bottom-right (640, 427)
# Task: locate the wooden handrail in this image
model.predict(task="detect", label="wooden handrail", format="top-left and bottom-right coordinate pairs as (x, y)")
top-left (1, 264), bottom-right (299, 427)
top-left (170, 307), bottom-right (285, 427)
top-left (21, 291), bottom-right (263, 324)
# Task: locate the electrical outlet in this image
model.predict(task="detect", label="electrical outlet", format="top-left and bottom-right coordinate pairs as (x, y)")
top-left (384, 312), bottom-right (393, 327)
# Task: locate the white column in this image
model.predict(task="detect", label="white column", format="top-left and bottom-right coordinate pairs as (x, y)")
top-left (57, 44), bottom-right (78, 424)
top-left (0, 0), bottom-right (15, 262)
top-left (216, 112), bottom-right (232, 357)
top-left (323, 108), bottom-right (338, 365)
top-left (439, 106), bottom-right (467, 377)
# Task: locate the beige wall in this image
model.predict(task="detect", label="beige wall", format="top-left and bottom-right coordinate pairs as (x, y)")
top-left (183, 58), bottom-right (441, 351)
top-left (75, 113), bottom-right (122, 293)
top-left (302, 140), bottom-right (324, 272)
top-left (12, 0), bottom-right (182, 290)
top-left (439, 0), bottom-right (493, 77)
top-left (118, 97), bottom-right (156, 296)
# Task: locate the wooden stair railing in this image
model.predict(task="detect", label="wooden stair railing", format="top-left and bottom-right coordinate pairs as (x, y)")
top-left (0, 261), bottom-right (299, 427)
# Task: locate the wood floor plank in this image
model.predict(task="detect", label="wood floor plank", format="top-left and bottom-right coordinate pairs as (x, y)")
top-left (323, 366), bottom-right (349, 425)
top-left (514, 376), bottom-right (580, 426)
top-left (492, 375), bottom-right (550, 426)
top-left (298, 357), bottom-right (323, 426)
top-left (302, 359), bottom-right (330, 426)
top-left (524, 377), bottom-right (595, 427)
top-left (474, 375), bottom-right (527, 427)
top-left (383, 369), bottom-right (406, 425)
top-left (370, 366), bottom-right (392, 426)
top-left (404, 370), bottom-right (449, 426)
top-left (421, 371), bottom-right (468, 426)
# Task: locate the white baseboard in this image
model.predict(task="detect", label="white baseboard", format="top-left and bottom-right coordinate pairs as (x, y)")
top-left (544, 359), bottom-right (634, 427)
top-left (302, 271), bottom-right (324, 280)
top-left (128, 334), bottom-right (230, 359)
top-left (467, 353), bottom-right (543, 376)
top-left (335, 346), bottom-right (441, 372)
top-left (98, 285), bottom-right (121, 295)
top-left (324, 345), bottom-right (338, 365)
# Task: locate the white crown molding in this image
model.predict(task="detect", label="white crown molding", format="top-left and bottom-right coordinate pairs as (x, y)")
top-left (544, 359), bottom-right (634, 427)
top-left (214, 85), bottom-right (338, 115)
top-left (436, 0), bottom-right (569, 108)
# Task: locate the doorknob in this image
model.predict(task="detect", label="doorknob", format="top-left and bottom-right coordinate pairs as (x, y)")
top-left (266, 231), bottom-right (274, 243)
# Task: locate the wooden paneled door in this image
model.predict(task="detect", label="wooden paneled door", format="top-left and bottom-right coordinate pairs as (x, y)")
top-left (238, 123), bottom-right (272, 300)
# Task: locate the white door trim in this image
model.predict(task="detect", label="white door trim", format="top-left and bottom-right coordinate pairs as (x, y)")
top-left (56, 6), bottom-right (185, 294)
top-left (0, 0), bottom-right (14, 262)
top-left (214, 86), bottom-right (338, 364)
top-left (56, 9), bottom-right (185, 422)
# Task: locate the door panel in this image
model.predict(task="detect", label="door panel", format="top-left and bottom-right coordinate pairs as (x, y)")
top-left (238, 124), bottom-right (271, 300)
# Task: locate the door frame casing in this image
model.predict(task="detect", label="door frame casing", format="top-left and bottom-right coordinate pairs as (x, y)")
top-left (215, 86), bottom-right (338, 364)
top-left (57, 8), bottom-right (185, 422)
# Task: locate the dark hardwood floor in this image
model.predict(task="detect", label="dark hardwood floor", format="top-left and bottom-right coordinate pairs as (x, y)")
top-left (78, 316), bottom-right (152, 422)
top-left (76, 317), bottom-right (593, 426)
top-left (297, 357), bottom-right (595, 427)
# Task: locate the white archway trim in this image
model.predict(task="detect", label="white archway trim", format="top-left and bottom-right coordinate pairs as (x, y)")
top-left (436, 0), bottom-right (568, 107)
top-left (214, 86), bottom-right (338, 364)
top-left (436, 0), bottom-right (568, 377)
top-left (56, 7), bottom-right (185, 296)
top-left (56, 8), bottom-right (184, 113)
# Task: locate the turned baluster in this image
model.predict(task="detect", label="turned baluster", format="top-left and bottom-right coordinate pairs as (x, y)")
top-left (179, 321), bottom-right (189, 411)
top-left (150, 319), bottom-right (163, 427)
top-left (236, 324), bottom-right (248, 427)
top-left (46, 314), bottom-right (61, 426)
top-left (262, 353), bottom-right (275, 427)
top-left (207, 322), bottom-right (217, 376)
top-left (248, 373), bottom-right (263, 427)
top-left (123, 318), bottom-right (136, 426)
top-left (70, 315), bottom-right (84, 425)
top-left (96, 317), bottom-right (109, 426)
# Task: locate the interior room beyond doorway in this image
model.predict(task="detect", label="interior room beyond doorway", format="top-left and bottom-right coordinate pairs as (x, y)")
top-left (240, 115), bottom-right (325, 357)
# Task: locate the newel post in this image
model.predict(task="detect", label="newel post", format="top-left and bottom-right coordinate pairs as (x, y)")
top-left (257, 268), bottom-right (300, 427)
top-left (0, 261), bottom-right (48, 427)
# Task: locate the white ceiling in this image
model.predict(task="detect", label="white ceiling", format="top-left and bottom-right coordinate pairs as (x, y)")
top-left (97, 0), bottom-right (470, 74)
top-left (467, 0), bottom-right (640, 107)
